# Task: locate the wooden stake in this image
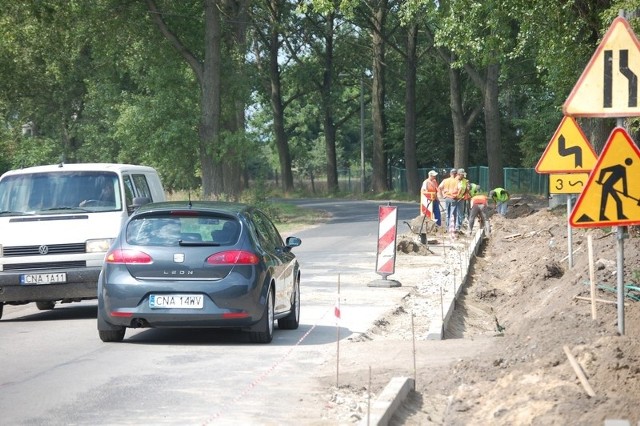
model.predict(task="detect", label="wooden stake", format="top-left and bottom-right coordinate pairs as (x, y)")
top-left (503, 233), bottom-right (521, 240)
top-left (561, 246), bottom-right (583, 262)
top-left (588, 235), bottom-right (597, 320)
top-left (574, 295), bottom-right (618, 305)
top-left (367, 366), bottom-right (372, 426)
top-left (411, 312), bottom-right (417, 385)
top-left (563, 345), bottom-right (596, 397)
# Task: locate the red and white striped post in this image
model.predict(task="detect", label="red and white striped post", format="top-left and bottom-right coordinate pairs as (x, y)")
top-left (369, 204), bottom-right (402, 287)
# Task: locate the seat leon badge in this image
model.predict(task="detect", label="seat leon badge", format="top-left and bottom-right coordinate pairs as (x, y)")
top-left (174, 253), bottom-right (185, 263)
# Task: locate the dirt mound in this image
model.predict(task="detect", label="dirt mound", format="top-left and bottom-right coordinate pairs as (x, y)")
top-left (326, 196), bottom-right (640, 424)
top-left (432, 204), bottom-right (640, 424)
top-left (396, 215), bottom-right (441, 255)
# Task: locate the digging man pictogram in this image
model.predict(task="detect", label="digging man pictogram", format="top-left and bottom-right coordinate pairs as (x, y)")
top-left (597, 158), bottom-right (632, 221)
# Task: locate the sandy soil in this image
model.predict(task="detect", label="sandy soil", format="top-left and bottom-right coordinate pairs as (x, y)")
top-left (317, 196), bottom-right (640, 425)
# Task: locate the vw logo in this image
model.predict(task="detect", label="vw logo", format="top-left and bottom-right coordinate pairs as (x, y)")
top-left (38, 245), bottom-right (49, 255)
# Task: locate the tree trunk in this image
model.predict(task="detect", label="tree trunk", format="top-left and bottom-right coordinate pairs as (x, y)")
top-left (268, 0), bottom-right (294, 193)
top-left (371, 1), bottom-right (387, 192)
top-left (450, 66), bottom-right (469, 169)
top-left (484, 63), bottom-right (502, 189)
top-left (404, 22), bottom-right (419, 195)
top-left (220, 0), bottom-right (249, 200)
top-left (146, 0), bottom-right (222, 199)
top-left (200, 0), bottom-right (222, 198)
top-left (322, 13), bottom-right (338, 194)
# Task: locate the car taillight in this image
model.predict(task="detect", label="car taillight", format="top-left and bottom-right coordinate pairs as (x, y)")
top-left (206, 250), bottom-right (259, 265)
top-left (106, 249), bottom-right (153, 264)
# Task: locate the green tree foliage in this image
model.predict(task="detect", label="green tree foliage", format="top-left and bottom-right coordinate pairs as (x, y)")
top-left (0, 0), bottom-right (633, 195)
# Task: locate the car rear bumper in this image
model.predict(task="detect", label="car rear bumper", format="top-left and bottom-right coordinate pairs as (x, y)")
top-left (99, 281), bottom-right (266, 329)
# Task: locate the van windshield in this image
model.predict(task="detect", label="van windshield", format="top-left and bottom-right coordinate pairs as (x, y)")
top-left (0, 171), bottom-right (122, 215)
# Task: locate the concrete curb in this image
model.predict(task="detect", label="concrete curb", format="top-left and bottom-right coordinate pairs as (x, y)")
top-left (359, 377), bottom-right (415, 426)
top-left (361, 229), bottom-right (484, 425)
top-left (426, 228), bottom-right (485, 340)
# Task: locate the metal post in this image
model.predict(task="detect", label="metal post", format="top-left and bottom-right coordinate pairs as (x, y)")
top-left (615, 116), bottom-right (625, 335)
top-left (617, 226), bottom-right (625, 335)
top-left (567, 197), bottom-right (573, 268)
top-left (360, 73), bottom-right (365, 194)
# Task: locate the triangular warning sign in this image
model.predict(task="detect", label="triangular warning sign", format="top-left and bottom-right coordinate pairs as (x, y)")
top-left (570, 127), bottom-right (640, 227)
top-left (563, 16), bottom-right (640, 117)
top-left (536, 116), bottom-right (597, 173)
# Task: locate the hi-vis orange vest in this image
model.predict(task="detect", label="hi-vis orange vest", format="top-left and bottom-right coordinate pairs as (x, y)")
top-left (439, 177), bottom-right (459, 199)
top-left (421, 178), bottom-right (438, 201)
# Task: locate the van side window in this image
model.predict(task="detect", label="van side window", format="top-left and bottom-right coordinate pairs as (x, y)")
top-left (132, 174), bottom-right (152, 199)
top-left (122, 175), bottom-right (135, 206)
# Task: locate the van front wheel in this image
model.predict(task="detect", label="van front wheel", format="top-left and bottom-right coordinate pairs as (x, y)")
top-left (36, 301), bottom-right (55, 311)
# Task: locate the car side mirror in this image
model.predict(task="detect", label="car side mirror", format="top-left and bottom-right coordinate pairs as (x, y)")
top-left (285, 236), bottom-right (302, 248)
top-left (128, 197), bottom-right (151, 214)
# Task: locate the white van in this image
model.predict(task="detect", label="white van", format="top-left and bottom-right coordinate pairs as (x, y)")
top-left (0, 163), bottom-right (165, 318)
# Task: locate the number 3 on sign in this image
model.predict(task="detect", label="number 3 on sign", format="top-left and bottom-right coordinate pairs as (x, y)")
top-left (549, 173), bottom-right (589, 195)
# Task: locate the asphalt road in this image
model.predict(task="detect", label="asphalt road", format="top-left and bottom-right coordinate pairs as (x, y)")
top-left (0, 199), bottom-right (419, 425)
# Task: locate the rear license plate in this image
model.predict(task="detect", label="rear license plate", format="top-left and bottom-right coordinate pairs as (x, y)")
top-left (20, 273), bottom-right (67, 285)
top-left (149, 294), bottom-right (204, 309)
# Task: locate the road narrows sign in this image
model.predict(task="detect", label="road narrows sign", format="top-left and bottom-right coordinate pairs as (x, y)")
top-left (563, 17), bottom-right (640, 117)
top-left (570, 127), bottom-right (640, 227)
top-left (536, 116), bottom-right (597, 173)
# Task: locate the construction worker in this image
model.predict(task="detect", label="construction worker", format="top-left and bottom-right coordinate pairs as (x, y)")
top-left (420, 170), bottom-right (441, 226)
top-left (468, 189), bottom-right (490, 234)
top-left (489, 187), bottom-right (510, 215)
top-left (469, 182), bottom-right (480, 197)
top-left (456, 168), bottom-right (469, 232)
top-left (438, 168), bottom-right (459, 234)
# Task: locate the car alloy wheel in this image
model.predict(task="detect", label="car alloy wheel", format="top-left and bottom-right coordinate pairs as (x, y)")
top-left (278, 279), bottom-right (300, 330)
top-left (250, 287), bottom-right (274, 343)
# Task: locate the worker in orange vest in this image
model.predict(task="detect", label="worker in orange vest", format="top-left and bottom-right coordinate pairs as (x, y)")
top-left (438, 168), bottom-right (459, 234)
top-left (455, 168), bottom-right (469, 232)
top-left (420, 170), bottom-right (441, 226)
top-left (468, 189), bottom-right (490, 234)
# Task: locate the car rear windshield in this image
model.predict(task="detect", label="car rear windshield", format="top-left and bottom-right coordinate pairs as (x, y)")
top-left (126, 214), bottom-right (240, 246)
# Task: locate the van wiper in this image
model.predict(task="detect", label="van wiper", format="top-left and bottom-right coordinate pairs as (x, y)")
top-left (0, 210), bottom-right (27, 216)
top-left (41, 206), bottom-right (92, 212)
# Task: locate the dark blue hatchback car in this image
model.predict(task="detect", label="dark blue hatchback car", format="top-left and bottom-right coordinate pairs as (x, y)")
top-left (97, 201), bottom-right (302, 343)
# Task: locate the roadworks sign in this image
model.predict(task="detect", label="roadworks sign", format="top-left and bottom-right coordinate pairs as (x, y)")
top-left (570, 127), bottom-right (640, 227)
